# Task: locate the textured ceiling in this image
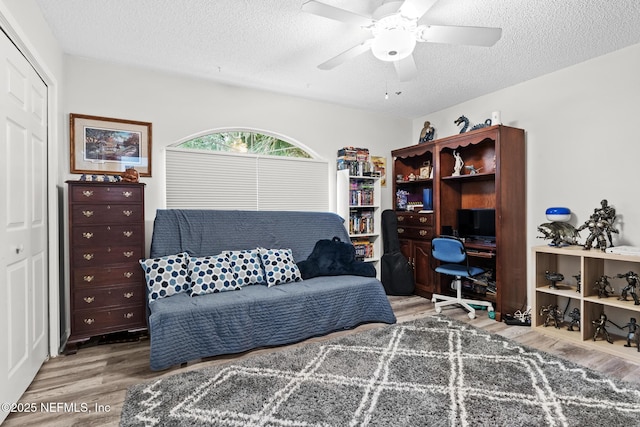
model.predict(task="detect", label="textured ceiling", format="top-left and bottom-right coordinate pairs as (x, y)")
top-left (35, 0), bottom-right (640, 119)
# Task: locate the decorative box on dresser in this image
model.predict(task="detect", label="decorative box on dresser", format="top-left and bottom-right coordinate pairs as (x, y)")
top-left (65, 181), bottom-right (146, 353)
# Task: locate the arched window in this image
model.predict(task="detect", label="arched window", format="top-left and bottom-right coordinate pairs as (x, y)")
top-left (165, 129), bottom-right (328, 211)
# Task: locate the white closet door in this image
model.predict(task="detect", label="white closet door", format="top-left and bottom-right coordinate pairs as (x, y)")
top-left (0, 30), bottom-right (49, 423)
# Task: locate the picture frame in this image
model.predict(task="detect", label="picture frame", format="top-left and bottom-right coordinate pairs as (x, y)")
top-left (70, 113), bottom-right (152, 177)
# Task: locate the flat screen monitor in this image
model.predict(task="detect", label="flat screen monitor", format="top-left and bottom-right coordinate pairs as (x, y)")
top-left (457, 208), bottom-right (496, 242)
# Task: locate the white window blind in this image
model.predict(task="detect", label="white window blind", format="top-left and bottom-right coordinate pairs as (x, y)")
top-left (166, 148), bottom-right (328, 211)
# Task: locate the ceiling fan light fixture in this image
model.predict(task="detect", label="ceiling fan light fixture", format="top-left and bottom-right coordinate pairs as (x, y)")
top-left (371, 27), bottom-right (416, 61)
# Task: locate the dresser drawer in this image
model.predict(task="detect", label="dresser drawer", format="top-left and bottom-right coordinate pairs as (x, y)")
top-left (72, 264), bottom-right (143, 287)
top-left (396, 213), bottom-right (434, 226)
top-left (397, 226), bottom-right (434, 240)
top-left (72, 224), bottom-right (143, 246)
top-left (71, 204), bottom-right (143, 225)
top-left (71, 185), bottom-right (143, 203)
top-left (73, 245), bottom-right (143, 266)
top-left (74, 285), bottom-right (144, 310)
top-left (72, 305), bottom-right (146, 335)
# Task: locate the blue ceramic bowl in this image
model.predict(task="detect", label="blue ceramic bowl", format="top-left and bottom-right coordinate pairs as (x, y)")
top-left (546, 207), bottom-right (571, 222)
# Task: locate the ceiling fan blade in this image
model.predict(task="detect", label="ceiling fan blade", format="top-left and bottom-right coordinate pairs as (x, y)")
top-left (302, 1), bottom-right (372, 26)
top-left (394, 55), bottom-right (418, 82)
top-left (419, 25), bottom-right (502, 46)
top-left (318, 39), bottom-right (373, 70)
top-left (398, 0), bottom-right (438, 20)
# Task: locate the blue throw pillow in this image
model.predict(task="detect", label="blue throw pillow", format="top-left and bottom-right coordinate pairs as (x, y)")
top-left (258, 247), bottom-right (303, 287)
top-left (225, 249), bottom-right (265, 286)
top-left (139, 252), bottom-right (191, 302)
top-left (188, 254), bottom-right (241, 296)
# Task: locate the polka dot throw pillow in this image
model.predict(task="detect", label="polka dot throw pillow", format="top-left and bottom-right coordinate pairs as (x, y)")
top-left (139, 252), bottom-right (191, 302)
top-left (188, 254), bottom-right (241, 296)
top-left (258, 247), bottom-right (303, 287)
top-left (225, 249), bottom-right (265, 286)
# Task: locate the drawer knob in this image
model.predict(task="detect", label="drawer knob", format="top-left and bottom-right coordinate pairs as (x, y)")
top-left (82, 232), bottom-right (94, 239)
top-left (123, 251), bottom-right (134, 258)
top-left (124, 292), bottom-right (134, 299)
top-left (419, 217), bottom-right (428, 223)
top-left (123, 231), bottom-right (133, 238)
top-left (123, 271), bottom-right (133, 278)
top-left (123, 191), bottom-right (133, 198)
top-left (83, 318), bottom-right (95, 325)
top-left (122, 210), bottom-right (133, 217)
top-left (82, 210), bottom-right (94, 218)
top-left (83, 275), bottom-right (94, 282)
top-left (124, 312), bottom-right (134, 319)
top-left (397, 216), bottom-right (405, 221)
top-left (83, 253), bottom-right (94, 260)
top-left (397, 228), bottom-right (405, 234)
top-left (83, 296), bottom-right (95, 304)
top-left (419, 229), bottom-right (428, 236)
top-left (82, 190), bottom-right (94, 197)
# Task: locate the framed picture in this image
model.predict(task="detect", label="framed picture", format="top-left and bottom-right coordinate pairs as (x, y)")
top-left (70, 113), bottom-right (152, 177)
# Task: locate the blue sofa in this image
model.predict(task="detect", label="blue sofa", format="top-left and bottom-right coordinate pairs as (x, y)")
top-left (145, 209), bottom-right (396, 370)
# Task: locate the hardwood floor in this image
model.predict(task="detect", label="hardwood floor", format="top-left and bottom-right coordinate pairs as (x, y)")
top-left (4, 295), bottom-right (640, 426)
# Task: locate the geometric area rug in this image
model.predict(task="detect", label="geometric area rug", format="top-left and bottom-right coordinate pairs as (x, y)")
top-left (120, 316), bottom-right (640, 426)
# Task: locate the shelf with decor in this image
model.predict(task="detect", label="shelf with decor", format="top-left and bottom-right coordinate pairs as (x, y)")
top-left (532, 245), bottom-right (640, 361)
top-left (392, 125), bottom-right (526, 321)
top-left (337, 169), bottom-right (381, 271)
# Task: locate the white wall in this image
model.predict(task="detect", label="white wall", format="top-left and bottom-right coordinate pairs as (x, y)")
top-left (410, 43), bottom-right (640, 306)
top-left (64, 56), bottom-right (411, 226)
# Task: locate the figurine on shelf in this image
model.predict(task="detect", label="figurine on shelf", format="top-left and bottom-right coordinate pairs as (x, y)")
top-left (593, 275), bottom-right (614, 298)
top-left (452, 151), bottom-right (464, 176)
top-left (567, 308), bottom-right (580, 331)
top-left (419, 121), bottom-right (435, 143)
top-left (545, 271), bottom-right (564, 289)
top-left (540, 304), bottom-right (563, 329)
top-left (454, 115), bottom-right (492, 133)
top-left (616, 271), bottom-right (640, 305)
top-left (122, 167), bottom-right (140, 183)
top-left (572, 272), bottom-right (581, 293)
top-left (577, 199), bottom-right (619, 251)
top-left (537, 207), bottom-right (579, 247)
top-left (464, 165), bottom-right (482, 175)
top-left (621, 318), bottom-right (640, 351)
top-left (592, 313), bottom-right (614, 343)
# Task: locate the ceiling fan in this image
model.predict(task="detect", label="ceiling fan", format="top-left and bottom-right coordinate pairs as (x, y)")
top-left (302, 0), bottom-right (502, 81)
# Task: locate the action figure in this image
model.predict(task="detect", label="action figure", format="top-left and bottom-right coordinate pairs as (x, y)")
top-left (592, 313), bottom-right (613, 343)
top-left (572, 272), bottom-right (581, 293)
top-left (540, 304), bottom-right (563, 329)
top-left (577, 199), bottom-right (619, 251)
top-left (621, 318), bottom-right (640, 351)
top-left (567, 307), bottom-right (580, 331)
top-left (616, 271), bottom-right (640, 305)
top-left (593, 275), bottom-right (614, 298)
top-left (537, 222), bottom-right (579, 247)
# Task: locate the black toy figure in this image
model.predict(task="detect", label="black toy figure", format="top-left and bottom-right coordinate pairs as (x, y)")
top-left (594, 275), bottom-right (614, 298)
top-left (577, 199), bottom-right (619, 251)
top-left (621, 318), bottom-right (640, 351)
top-left (572, 272), bottom-right (581, 293)
top-left (545, 271), bottom-right (564, 289)
top-left (567, 307), bottom-right (580, 331)
top-left (540, 304), bottom-right (563, 329)
top-left (592, 313), bottom-right (614, 343)
top-left (616, 271), bottom-right (640, 305)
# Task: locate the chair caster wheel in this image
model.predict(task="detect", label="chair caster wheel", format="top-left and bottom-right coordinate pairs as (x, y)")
top-left (435, 306), bottom-right (442, 314)
top-left (468, 311), bottom-right (476, 319)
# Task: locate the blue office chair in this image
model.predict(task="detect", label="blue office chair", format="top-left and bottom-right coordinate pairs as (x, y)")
top-left (430, 236), bottom-right (494, 319)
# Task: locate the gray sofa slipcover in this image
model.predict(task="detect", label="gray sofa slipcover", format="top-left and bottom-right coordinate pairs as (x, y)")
top-left (146, 209), bottom-right (396, 370)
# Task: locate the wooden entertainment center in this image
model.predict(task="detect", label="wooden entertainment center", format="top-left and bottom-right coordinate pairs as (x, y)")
top-left (391, 125), bottom-right (526, 321)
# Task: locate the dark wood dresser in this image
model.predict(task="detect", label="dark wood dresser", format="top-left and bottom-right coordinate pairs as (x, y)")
top-left (66, 181), bottom-right (146, 352)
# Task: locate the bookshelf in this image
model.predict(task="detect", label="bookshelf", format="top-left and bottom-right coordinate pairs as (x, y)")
top-left (337, 169), bottom-right (381, 273)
